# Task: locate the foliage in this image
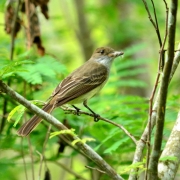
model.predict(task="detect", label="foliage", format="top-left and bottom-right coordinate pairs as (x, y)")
top-left (119, 158), bottom-right (146, 175)
top-left (159, 156), bottom-right (178, 163)
top-left (7, 104), bottom-right (26, 126)
top-left (0, 58), bottom-right (32, 79)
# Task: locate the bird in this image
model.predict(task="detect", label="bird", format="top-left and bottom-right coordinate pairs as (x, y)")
top-left (17, 47), bottom-right (124, 136)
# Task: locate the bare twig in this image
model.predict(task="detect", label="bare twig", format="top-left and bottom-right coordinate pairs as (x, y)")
top-left (0, 80), bottom-right (123, 180)
top-left (150, 0), bottom-right (162, 46)
top-left (62, 107), bottom-right (137, 145)
top-left (85, 165), bottom-right (106, 174)
top-left (142, 0), bottom-right (157, 29)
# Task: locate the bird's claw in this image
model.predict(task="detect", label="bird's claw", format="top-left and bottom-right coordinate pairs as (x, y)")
top-left (94, 114), bottom-right (100, 122)
top-left (72, 105), bottom-right (81, 116)
top-left (75, 109), bottom-right (81, 116)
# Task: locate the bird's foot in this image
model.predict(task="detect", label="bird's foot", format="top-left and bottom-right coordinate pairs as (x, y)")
top-left (72, 105), bottom-right (81, 116)
top-left (93, 113), bottom-right (100, 122)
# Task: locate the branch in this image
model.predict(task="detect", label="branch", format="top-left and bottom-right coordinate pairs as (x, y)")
top-left (62, 107), bottom-right (137, 145)
top-left (150, 0), bottom-right (162, 46)
top-left (148, 0), bottom-right (178, 179)
top-left (0, 80), bottom-right (124, 180)
top-left (142, 0), bottom-right (162, 46)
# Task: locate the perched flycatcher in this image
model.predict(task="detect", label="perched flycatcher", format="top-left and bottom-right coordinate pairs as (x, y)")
top-left (17, 47), bottom-right (124, 136)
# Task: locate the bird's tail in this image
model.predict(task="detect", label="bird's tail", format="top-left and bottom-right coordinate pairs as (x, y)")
top-left (17, 103), bottom-right (54, 136)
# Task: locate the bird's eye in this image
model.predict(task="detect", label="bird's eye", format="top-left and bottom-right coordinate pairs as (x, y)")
top-left (99, 49), bottom-right (104, 54)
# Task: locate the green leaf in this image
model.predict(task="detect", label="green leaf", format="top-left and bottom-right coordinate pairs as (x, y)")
top-left (16, 55), bottom-right (67, 84)
top-left (0, 59), bottom-right (33, 79)
top-left (7, 105), bottom-right (26, 127)
top-left (103, 136), bottom-right (129, 154)
top-left (94, 128), bottom-right (120, 151)
top-left (159, 156), bottom-right (178, 162)
top-left (72, 137), bottom-right (96, 146)
top-left (119, 158), bottom-right (146, 174)
top-left (50, 129), bottom-right (76, 139)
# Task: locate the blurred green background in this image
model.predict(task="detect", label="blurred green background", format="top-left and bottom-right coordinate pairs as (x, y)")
top-left (0, 0), bottom-right (180, 179)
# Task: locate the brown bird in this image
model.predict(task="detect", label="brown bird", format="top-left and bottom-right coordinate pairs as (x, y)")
top-left (17, 47), bottom-right (124, 136)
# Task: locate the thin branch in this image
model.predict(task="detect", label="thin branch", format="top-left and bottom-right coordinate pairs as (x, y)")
top-left (85, 165), bottom-right (106, 174)
top-left (142, 0), bottom-right (157, 29)
top-left (36, 150), bottom-right (43, 173)
top-left (142, 0), bottom-right (165, 69)
top-left (62, 107), bottom-right (137, 145)
top-left (0, 80), bottom-right (123, 180)
top-left (150, 0), bottom-right (162, 46)
top-left (158, 0), bottom-right (169, 71)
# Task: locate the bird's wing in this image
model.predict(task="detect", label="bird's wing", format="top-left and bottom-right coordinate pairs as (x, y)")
top-left (50, 61), bottom-right (108, 106)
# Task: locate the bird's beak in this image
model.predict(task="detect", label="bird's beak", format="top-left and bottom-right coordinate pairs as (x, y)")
top-left (114, 51), bottom-right (124, 57)
top-left (110, 51), bottom-right (124, 58)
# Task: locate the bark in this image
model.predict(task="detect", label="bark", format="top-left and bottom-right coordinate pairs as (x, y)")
top-left (158, 111), bottom-right (180, 180)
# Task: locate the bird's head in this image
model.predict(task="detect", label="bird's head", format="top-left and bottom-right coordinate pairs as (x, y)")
top-left (90, 47), bottom-right (124, 68)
